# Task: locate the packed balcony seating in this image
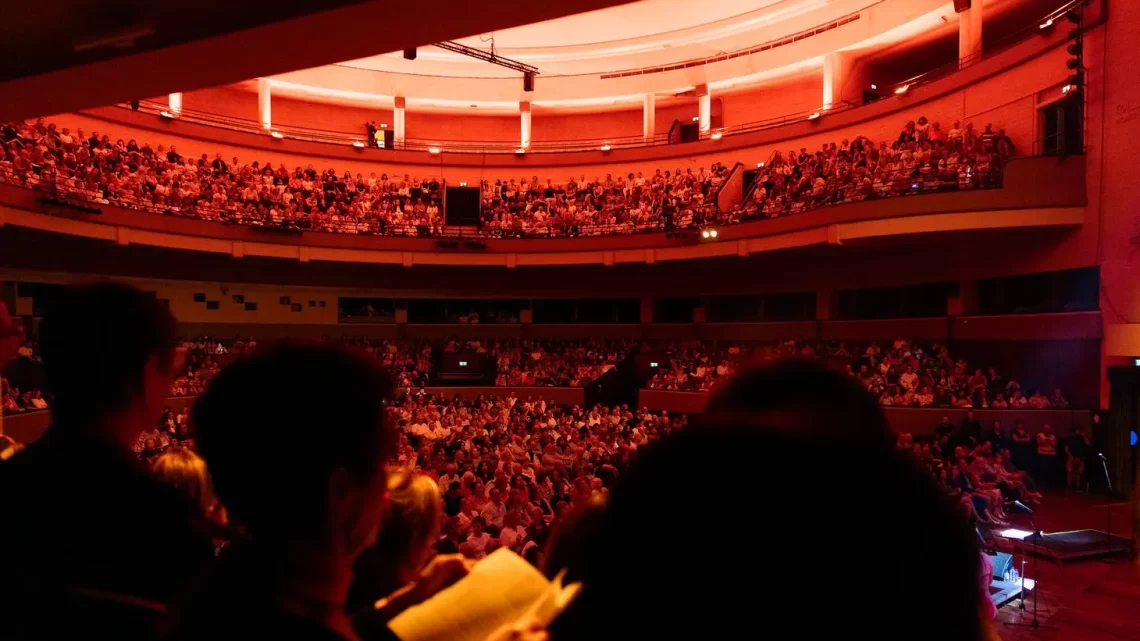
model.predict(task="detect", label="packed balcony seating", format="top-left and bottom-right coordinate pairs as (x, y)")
top-left (0, 114), bottom-right (1007, 239)
top-left (724, 118), bottom-right (1012, 222)
top-left (444, 337), bottom-right (638, 387)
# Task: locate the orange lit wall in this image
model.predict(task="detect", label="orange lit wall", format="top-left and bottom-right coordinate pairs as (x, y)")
top-left (406, 111), bottom-right (520, 143)
top-left (719, 74), bottom-right (824, 126)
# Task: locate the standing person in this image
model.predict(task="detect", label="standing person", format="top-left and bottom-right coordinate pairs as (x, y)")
top-left (1064, 424), bottom-right (1091, 491)
top-left (0, 284), bottom-right (214, 639)
top-left (1036, 423), bottom-right (1059, 486)
top-left (167, 342), bottom-right (406, 640)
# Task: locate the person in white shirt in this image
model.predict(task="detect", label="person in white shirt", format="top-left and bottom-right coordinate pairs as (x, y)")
top-left (899, 366), bottom-right (919, 392)
top-left (436, 463), bottom-right (460, 492)
top-left (459, 517), bottom-right (493, 560)
top-left (480, 487), bottom-right (507, 530)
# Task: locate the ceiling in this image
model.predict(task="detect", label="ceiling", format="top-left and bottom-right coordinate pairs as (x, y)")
top-left (0, 0), bottom-right (637, 121)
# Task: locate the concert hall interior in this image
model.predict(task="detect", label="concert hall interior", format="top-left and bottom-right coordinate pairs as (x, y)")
top-left (2, 0), bottom-right (1140, 640)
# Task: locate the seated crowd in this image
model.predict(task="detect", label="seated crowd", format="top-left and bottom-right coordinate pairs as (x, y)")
top-left (0, 114), bottom-right (1007, 239)
top-left (727, 117), bottom-right (1012, 222)
top-left (647, 337), bottom-right (1070, 409)
top-left (1, 341), bottom-right (48, 415)
top-left (0, 285), bottom-right (1016, 641)
top-left (444, 338), bottom-right (637, 387)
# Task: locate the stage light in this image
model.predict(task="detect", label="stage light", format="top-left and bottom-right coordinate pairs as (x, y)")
top-left (270, 131), bottom-right (284, 139)
top-left (650, 361), bottom-right (659, 368)
top-left (1062, 84), bottom-right (1074, 94)
top-left (870, 83), bottom-right (877, 90)
top-left (701, 230), bottom-right (710, 239)
top-left (158, 110), bottom-right (175, 120)
top-left (523, 71), bottom-right (535, 92)
top-left (895, 84), bottom-right (910, 95)
top-left (757, 162), bottom-right (765, 168)
top-left (710, 229), bottom-right (718, 238)
top-left (710, 131), bottom-right (723, 140)
top-left (692, 116), bottom-right (700, 122)
top-left (1021, 578), bottom-right (1036, 591)
top-left (1039, 18), bottom-right (1053, 29)
top-left (429, 146), bottom-right (441, 154)
top-left (807, 111), bottom-right (821, 121)
top-left (515, 148), bottom-right (526, 154)
top-left (600, 144), bottom-right (612, 151)
top-left (352, 141), bottom-right (366, 148)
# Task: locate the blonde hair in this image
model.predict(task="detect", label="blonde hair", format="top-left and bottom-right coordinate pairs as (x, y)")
top-left (152, 447), bottom-right (221, 522)
top-left (349, 467), bottom-right (444, 608)
top-left (382, 468), bottom-right (444, 573)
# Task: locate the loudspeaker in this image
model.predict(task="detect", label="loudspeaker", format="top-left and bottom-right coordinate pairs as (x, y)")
top-left (523, 72), bottom-right (535, 92)
top-left (403, 48), bottom-right (417, 60)
top-left (953, 0), bottom-right (971, 13)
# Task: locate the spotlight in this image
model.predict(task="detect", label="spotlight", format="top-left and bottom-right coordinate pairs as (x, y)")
top-left (515, 148), bottom-right (526, 154)
top-left (1062, 84), bottom-right (1074, 94)
top-left (895, 84), bottom-right (910, 95)
top-left (600, 144), bottom-right (612, 151)
top-left (523, 71), bottom-right (535, 92)
top-left (1065, 10), bottom-right (1080, 24)
top-left (756, 162), bottom-right (765, 168)
top-left (352, 141), bottom-right (366, 148)
top-left (870, 83), bottom-right (877, 90)
top-left (710, 131), bottom-right (723, 140)
top-left (692, 116), bottom-right (700, 122)
top-left (701, 230), bottom-right (710, 239)
top-left (710, 229), bottom-right (718, 238)
top-left (807, 111), bottom-right (821, 121)
top-left (158, 110), bottom-right (175, 120)
top-left (1039, 18), bottom-right (1054, 29)
top-left (429, 146), bottom-right (441, 154)
top-left (270, 131), bottom-right (284, 139)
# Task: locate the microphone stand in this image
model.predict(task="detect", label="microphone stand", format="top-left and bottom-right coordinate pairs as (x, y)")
top-left (1004, 507), bottom-right (1057, 631)
top-left (1098, 453), bottom-right (1116, 556)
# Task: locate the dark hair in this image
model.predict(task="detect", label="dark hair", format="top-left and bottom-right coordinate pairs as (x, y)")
top-left (702, 358), bottom-right (891, 447)
top-left (38, 282), bottom-right (176, 424)
top-left (192, 342), bottom-right (395, 542)
top-left (550, 426), bottom-right (981, 641)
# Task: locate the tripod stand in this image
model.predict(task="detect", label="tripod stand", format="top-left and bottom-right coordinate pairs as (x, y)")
top-left (1004, 507), bottom-right (1057, 631)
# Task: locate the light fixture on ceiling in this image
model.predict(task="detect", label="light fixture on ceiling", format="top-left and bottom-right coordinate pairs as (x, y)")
top-left (429, 146), bottom-right (441, 154)
top-left (710, 131), bottom-right (723, 140)
top-left (515, 148), bottom-right (527, 154)
top-left (895, 84), bottom-right (910, 95)
top-left (270, 131), bottom-right (284, 139)
top-left (692, 116), bottom-right (700, 122)
top-left (158, 110), bottom-right (175, 120)
top-left (807, 111), bottom-right (821, 121)
top-left (1039, 18), bottom-right (1054, 29)
top-left (600, 144), bottom-right (612, 152)
top-left (352, 141), bottom-right (366, 148)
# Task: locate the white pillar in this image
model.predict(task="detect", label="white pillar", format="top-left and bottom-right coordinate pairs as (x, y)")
top-left (257, 78), bottom-right (272, 131)
top-left (520, 101), bottom-right (532, 149)
top-left (168, 93), bottom-right (183, 115)
top-left (822, 52), bottom-right (852, 109)
top-left (642, 94), bottom-right (656, 141)
top-left (697, 84), bottom-right (711, 135)
top-left (958, 0), bottom-right (983, 67)
top-left (394, 96), bottom-right (406, 149)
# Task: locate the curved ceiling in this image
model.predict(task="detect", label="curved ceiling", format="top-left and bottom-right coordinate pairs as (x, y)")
top-left (266, 0), bottom-right (957, 111)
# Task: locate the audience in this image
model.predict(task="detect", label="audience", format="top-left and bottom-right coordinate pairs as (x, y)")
top-left (0, 115), bottom-right (1006, 238)
top-left (727, 117), bottom-right (1004, 223)
top-left (0, 284), bottom-right (214, 640)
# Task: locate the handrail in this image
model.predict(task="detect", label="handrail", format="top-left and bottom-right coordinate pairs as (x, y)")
top-left (104, 0), bottom-right (1087, 156)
